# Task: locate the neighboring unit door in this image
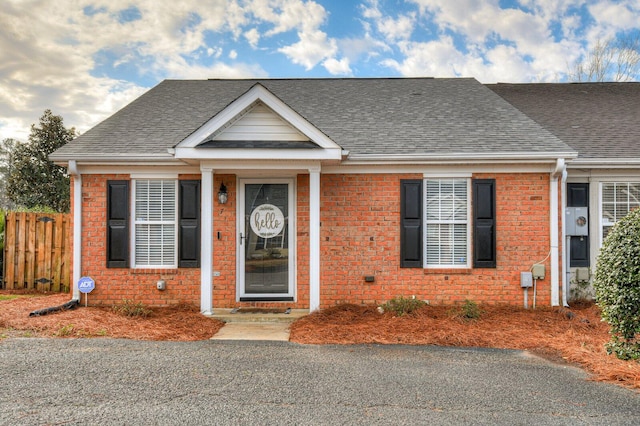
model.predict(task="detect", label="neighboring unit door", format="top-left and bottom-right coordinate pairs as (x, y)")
top-left (238, 179), bottom-right (295, 301)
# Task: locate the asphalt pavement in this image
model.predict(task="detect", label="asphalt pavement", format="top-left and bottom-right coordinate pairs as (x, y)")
top-left (1, 338), bottom-right (639, 425)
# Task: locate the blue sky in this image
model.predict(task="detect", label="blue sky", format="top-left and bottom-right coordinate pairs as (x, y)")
top-left (1, 0), bottom-right (639, 142)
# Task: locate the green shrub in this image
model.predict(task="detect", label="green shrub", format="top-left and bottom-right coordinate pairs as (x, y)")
top-left (593, 207), bottom-right (640, 360)
top-left (380, 296), bottom-right (426, 316)
top-left (112, 299), bottom-right (152, 318)
top-left (461, 299), bottom-right (482, 320)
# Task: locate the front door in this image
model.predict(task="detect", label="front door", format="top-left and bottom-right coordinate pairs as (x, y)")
top-left (238, 179), bottom-right (295, 301)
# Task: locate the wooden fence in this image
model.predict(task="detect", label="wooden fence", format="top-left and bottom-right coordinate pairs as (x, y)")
top-left (2, 212), bottom-right (71, 292)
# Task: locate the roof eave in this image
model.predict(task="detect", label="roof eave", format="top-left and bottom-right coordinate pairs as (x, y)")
top-left (50, 153), bottom-right (177, 167)
top-left (343, 152), bottom-right (578, 165)
top-left (568, 158), bottom-right (640, 168)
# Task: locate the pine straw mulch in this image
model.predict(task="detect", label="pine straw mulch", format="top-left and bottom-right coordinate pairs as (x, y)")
top-left (288, 302), bottom-right (640, 391)
top-left (1, 292), bottom-right (639, 390)
top-left (0, 292), bottom-right (223, 341)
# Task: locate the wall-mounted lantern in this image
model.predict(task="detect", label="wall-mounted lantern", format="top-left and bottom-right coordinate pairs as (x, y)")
top-left (218, 182), bottom-right (228, 204)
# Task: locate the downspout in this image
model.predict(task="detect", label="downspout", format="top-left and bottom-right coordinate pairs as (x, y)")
top-left (561, 168), bottom-right (569, 307)
top-left (68, 160), bottom-right (82, 302)
top-left (550, 158), bottom-right (565, 307)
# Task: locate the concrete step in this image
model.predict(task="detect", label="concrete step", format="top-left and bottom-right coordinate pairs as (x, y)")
top-left (211, 322), bottom-right (292, 341)
top-left (211, 308), bottom-right (308, 324)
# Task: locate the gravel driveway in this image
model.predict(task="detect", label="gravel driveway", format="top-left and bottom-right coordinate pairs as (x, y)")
top-left (1, 338), bottom-right (638, 425)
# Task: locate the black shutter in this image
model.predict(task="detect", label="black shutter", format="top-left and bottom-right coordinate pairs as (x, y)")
top-left (400, 179), bottom-right (423, 268)
top-left (473, 179), bottom-right (496, 268)
top-left (178, 180), bottom-right (201, 268)
top-left (107, 180), bottom-right (129, 268)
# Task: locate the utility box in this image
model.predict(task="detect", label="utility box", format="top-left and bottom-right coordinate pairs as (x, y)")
top-left (566, 207), bottom-right (589, 236)
top-left (575, 267), bottom-right (590, 283)
top-left (532, 264), bottom-right (545, 280)
top-left (521, 272), bottom-right (533, 288)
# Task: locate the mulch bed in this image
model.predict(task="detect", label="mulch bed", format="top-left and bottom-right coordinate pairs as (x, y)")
top-left (0, 292), bottom-right (223, 341)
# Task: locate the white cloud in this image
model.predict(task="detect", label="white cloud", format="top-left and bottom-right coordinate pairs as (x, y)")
top-left (382, 37), bottom-right (467, 77)
top-left (377, 13), bottom-right (416, 42)
top-left (244, 28), bottom-right (261, 48)
top-left (361, 0), bottom-right (383, 20)
top-left (589, 1), bottom-right (640, 30)
top-left (279, 30), bottom-right (338, 70)
top-left (323, 57), bottom-right (351, 75)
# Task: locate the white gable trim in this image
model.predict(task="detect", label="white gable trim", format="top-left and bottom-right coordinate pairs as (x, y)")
top-left (176, 83), bottom-right (341, 152)
top-left (211, 103), bottom-right (309, 142)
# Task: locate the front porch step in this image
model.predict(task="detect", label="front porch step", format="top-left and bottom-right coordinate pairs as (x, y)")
top-left (211, 308), bottom-right (308, 324)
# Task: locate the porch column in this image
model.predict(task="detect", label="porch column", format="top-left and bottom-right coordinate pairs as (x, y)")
top-left (201, 167), bottom-right (214, 315)
top-left (309, 167), bottom-right (321, 311)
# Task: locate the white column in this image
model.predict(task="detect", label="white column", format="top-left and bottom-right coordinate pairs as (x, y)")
top-left (309, 167), bottom-right (321, 311)
top-left (200, 167), bottom-right (214, 315)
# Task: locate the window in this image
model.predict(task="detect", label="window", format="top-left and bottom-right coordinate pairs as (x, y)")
top-left (424, 179), bottom-right (470, 267)
top-left (601, 182), bottom-right (640, 242)
top-left (133, 179), bottom-right (178, 268)
top-left (400, 178), bottom-right (494, 269)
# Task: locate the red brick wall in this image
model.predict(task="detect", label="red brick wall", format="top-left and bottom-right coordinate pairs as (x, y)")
top-left (76, 174), bottom-right (202, 307)
top-left (74, 171), bottom-right (556, 309)
top-left (319, 173), bottom-right (553, 307)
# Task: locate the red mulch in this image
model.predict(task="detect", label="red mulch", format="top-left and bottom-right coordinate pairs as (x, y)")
top-left (1, 292), bottom-right (639, 390)
top-left (0, 292), bottom-right (223, 341)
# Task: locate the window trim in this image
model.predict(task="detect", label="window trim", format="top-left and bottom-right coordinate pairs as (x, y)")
top-left (423, 177), bottom-right (472, 269)
top-left (599, 181), bottom-right (640, 247)
top-left (131, 178), bottom-right (179, 269)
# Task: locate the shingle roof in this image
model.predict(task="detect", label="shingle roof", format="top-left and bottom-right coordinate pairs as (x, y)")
top-left (488, 82), bottom-right (640, 162)
top-left (51, 78), bottom-right (574, 161)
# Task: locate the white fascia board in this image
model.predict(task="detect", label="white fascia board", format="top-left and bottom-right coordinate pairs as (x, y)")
top-left (174, 146), bottom-right (342, 161)
top-left (176, 83), bottom-right (340, 151)
top-left (72, 164), bottom-right (201, 175)
top-left (51, 154), bottom-right (178, 168)
top-left (322, 163), bottom-right (554, 175)
top-left (567, 158), bottom-right (640, 168)
top-left (343, 151), bottom-right (577, 163)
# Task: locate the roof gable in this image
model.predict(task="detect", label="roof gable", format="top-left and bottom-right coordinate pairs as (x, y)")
top-left (177, 83), bottom-right (340, 150)
top-left (204, 102), bottom-right (310, 143)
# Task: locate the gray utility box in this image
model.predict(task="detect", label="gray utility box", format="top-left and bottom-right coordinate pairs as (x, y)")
top-left (566, 207), bottom-right (589, 236)
top-left (521, 272), bottom-right (533, 288)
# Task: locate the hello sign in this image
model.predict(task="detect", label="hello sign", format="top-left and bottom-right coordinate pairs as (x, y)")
top-left (250, 204), bottom-right (285, 239)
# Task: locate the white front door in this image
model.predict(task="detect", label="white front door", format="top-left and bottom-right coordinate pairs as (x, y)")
top-left (238, 178), bottom-right (295, 301)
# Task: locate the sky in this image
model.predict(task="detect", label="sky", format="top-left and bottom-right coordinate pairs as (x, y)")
top-left (1, 0), bottom-right (639, 142)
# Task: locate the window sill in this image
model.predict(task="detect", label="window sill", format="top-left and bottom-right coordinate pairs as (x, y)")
top-left (132, 268), bottom-right (179, 275)
top-left (424, 268), bottom-right (472, 275)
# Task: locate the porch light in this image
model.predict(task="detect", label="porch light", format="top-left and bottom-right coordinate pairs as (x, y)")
top-left (218, 182), bottom-right (228, 204)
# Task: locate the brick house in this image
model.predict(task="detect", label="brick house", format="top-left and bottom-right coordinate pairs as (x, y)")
top-left (489, 82), bottom-right (640, 304)
top-left (50, 78), bottom-right (579, 313)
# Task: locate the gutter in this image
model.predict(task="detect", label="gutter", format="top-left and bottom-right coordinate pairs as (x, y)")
top-left (550, 158), bottom-right (566, 306)
top-left (343, 152), bottom-right (578, 164)
top-left (68, 160), bottom-right (82, 302)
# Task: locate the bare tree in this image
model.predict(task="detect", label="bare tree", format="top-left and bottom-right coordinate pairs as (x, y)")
top-left (569, 33), bottom-right (640, 82)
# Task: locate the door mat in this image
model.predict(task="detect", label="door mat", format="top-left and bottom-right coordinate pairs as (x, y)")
top-left (230, 307), bottom-right (291, 314)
